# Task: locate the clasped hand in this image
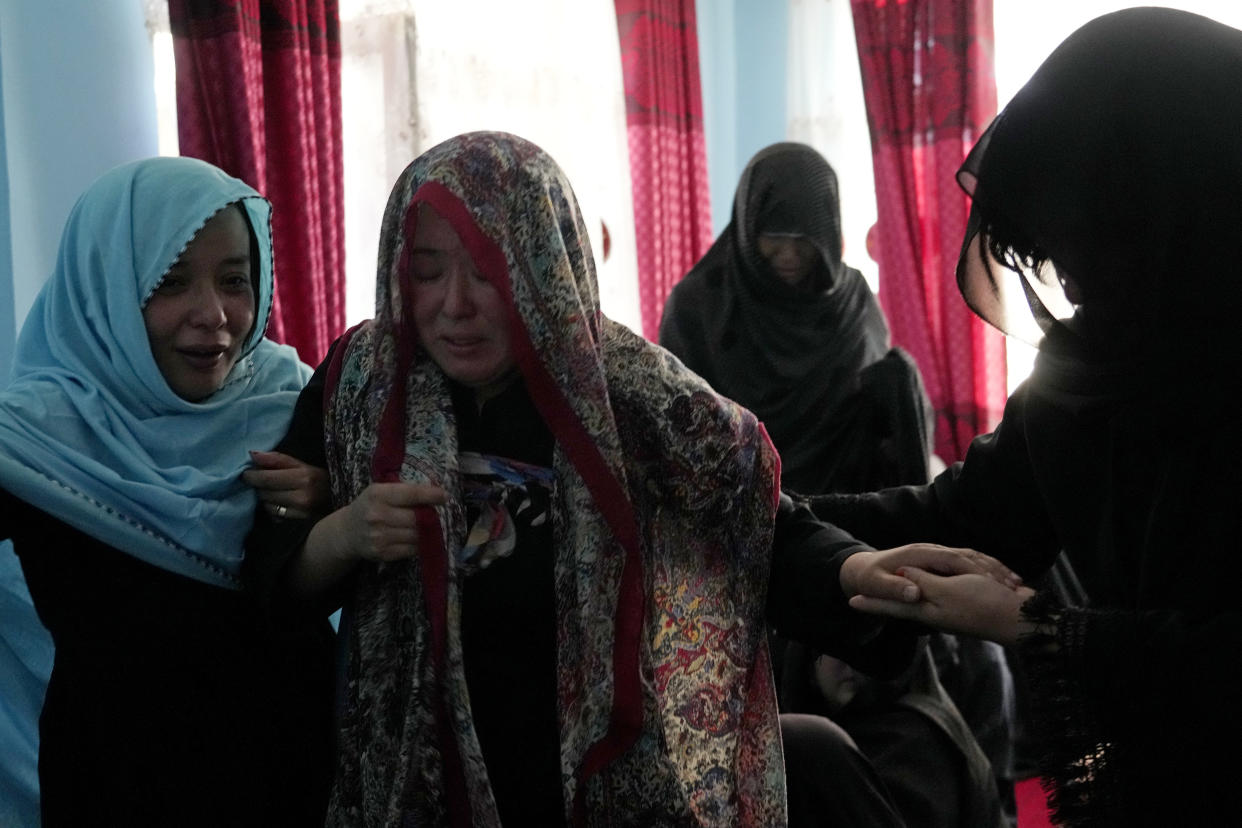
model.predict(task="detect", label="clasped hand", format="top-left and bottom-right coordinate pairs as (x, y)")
top-left (840, 544), bottom-right (1036, 646)
top-left (243, 454), bottom-right (450, 563)
top-left (243, 450), bottom-right (330, 520)
top-left (284, 482), bottom-right (451, 597)
top-left (331, 482), bottom-right (450, 563)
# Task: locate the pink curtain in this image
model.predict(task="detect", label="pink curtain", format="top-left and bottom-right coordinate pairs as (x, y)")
top-left (851, 0), bottom-right (1006, 463)
top-left (614, 0), bottom-right (714, 341)
top-left (170, 0), bottom-right (345, 366)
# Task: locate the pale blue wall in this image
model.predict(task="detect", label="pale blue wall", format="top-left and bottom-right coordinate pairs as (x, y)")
top-left (696, 0), bottom-right (736, 238)
top-left (0, 51), bottom-right (11, 380)
top-left (0, 0), bottom-right (159, 380)
top-left (697, 0), bottom-right (789, 238)
top-left (733, 0), bottom-right (788, 179)
top-left (0, 4), bottom-right (158, 824)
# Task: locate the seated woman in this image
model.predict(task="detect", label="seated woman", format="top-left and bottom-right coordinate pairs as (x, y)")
top-left (814, 8), bottom-right (1242, 827)
top-left (0, 157), bottom-right (335, 827)
top-left (246, 131), bottom-right (1017, 826)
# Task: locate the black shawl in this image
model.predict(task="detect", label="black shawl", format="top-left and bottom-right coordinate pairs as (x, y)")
top-left (815, 10), bottom-right (1242, 826)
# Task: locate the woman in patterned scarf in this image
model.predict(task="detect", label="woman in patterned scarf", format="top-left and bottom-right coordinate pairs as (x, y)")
top-left (248, 131), bottom-right (1014, 826)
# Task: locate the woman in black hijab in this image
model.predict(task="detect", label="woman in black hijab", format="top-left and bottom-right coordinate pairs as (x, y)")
top-left (816, 8), bottom-right (1242, 826)
top-left (659, 142), bottom-right (931, 495)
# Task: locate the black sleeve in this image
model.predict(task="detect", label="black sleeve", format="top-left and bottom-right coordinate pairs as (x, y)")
top-left (242, 341), bottom-right (336, 607)
top-left (767, 493), bottom-right (919, 678)
top-left (657, 278), bottom-right (717, 388)
top-left (804, 480), bottom-right (968, 552)
top-left (806, 389), bottom-right (1062, 581)
top-left (857, 346), bottom-right (934, 488)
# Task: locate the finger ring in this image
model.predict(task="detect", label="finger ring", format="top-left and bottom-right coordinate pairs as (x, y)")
top-left (276, 505), bottom-right (288, 518)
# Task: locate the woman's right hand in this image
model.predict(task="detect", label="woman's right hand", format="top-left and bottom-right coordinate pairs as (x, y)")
top-left (331, 482), bottom-right (450, 563)
top-left (288, 482), bottom-right (449, 596)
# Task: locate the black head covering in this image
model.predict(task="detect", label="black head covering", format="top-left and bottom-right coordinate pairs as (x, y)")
top-left (949, 14), bottom-right (1242, 822)
top-left (661, 143), bottom-right (929, 494)
top-left (956, 7), bottom-right (1242, 406)
top-left (731, 141), bottom-right (846, 288)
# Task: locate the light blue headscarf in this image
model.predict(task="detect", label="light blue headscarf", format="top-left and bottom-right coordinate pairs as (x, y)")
top-left (0, 157), bottom-right (311, 588)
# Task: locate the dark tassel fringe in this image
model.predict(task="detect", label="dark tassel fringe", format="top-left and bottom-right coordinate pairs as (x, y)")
top-left (1016, 590), bottom-right (1125, 827)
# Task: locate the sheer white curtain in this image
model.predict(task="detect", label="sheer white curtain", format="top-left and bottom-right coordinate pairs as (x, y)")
top-left (339, 0), bottom-right (641, 333)
top-left (785, 0), bottom-right (877, 290)
top-left (141, 0), bottom-right (179, 157)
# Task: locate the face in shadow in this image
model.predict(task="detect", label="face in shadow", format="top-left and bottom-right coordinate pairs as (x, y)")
top-left (757, 232), bottom-right (819, 288)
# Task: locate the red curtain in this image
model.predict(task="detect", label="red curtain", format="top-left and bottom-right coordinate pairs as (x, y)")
top-left (851, 0), bottom-right (1006, 463)
top-left (170, 0), bottom-right (345, 366)
top-left (614, 0), bottom-right (714, 341)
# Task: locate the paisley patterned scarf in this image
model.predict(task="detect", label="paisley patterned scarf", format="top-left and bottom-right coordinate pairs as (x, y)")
top-left (322, 132), bottom-right (785, 826)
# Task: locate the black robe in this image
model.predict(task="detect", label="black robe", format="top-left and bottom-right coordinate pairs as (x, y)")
top-left (809, 352), bottom-right (1242, 826)
top-left (2, 488), bottom-right (335, 828)
top-left (659, 142), bottom-right (932, 496)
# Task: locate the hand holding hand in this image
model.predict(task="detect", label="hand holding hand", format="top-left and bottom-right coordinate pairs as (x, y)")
top-left (243, 450), bottom-right (330, 519)
top-left (848, 566), bottom-right (1037, 646)
top-left (840, 543), bottom-right (1022, 602)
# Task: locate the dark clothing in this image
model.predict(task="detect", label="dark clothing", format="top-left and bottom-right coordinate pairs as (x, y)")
top-left (929, 633), bottom-right (1016, 820)
top-left (774, 627), bottom-right (1012, 828)
top-left (782, 644), bottom-right (1005, 828)
top-left (659, 262), bottom-right (897, 495)
top-left (247, 342), bottom-right (920, 824)
top-left (955, 12), bottom-right (1242, 366)
top-left (780, 713), bottom-right (906, 828)
top-left (658, 143), bottom-right (920, 496)
top-left (450, 380), bottom-right (563, 825)
top-left (810, 366), bottom-right (1242, 826)
top-left (2, 489), bottom-right (335, 828)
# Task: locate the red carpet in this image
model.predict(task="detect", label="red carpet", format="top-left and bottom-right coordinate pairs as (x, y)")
top-left (1015, 777), bottom-right (1055, 828)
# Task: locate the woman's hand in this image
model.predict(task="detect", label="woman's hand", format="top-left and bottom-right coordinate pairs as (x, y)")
top-left (849, 566), bottom-right (1037, 646)
top-left (285, 482), bottom-right (449, 597)
top-left (243, 450), bottom-right (330, 519)
top-left (329, 482), bottom-right (449, 563)
top-left (839, 543), bottom-right (1023, 602)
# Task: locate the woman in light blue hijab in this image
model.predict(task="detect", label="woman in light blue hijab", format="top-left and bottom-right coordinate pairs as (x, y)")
top-left (0, 157), bottom-right (335, 826)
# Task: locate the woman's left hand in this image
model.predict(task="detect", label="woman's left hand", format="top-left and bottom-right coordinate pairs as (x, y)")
top-left (849, 566), bottom-right (1037, 646)
top-left (242, 450), bottom-right (330, 520)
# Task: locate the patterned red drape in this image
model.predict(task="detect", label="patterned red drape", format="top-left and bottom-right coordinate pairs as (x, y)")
top-left (851, 0), bottom-right (1006, 463)
top-left (614, 0), bottom-right (714, 341)
top-left (170, 0), bottom-right (344, 366)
